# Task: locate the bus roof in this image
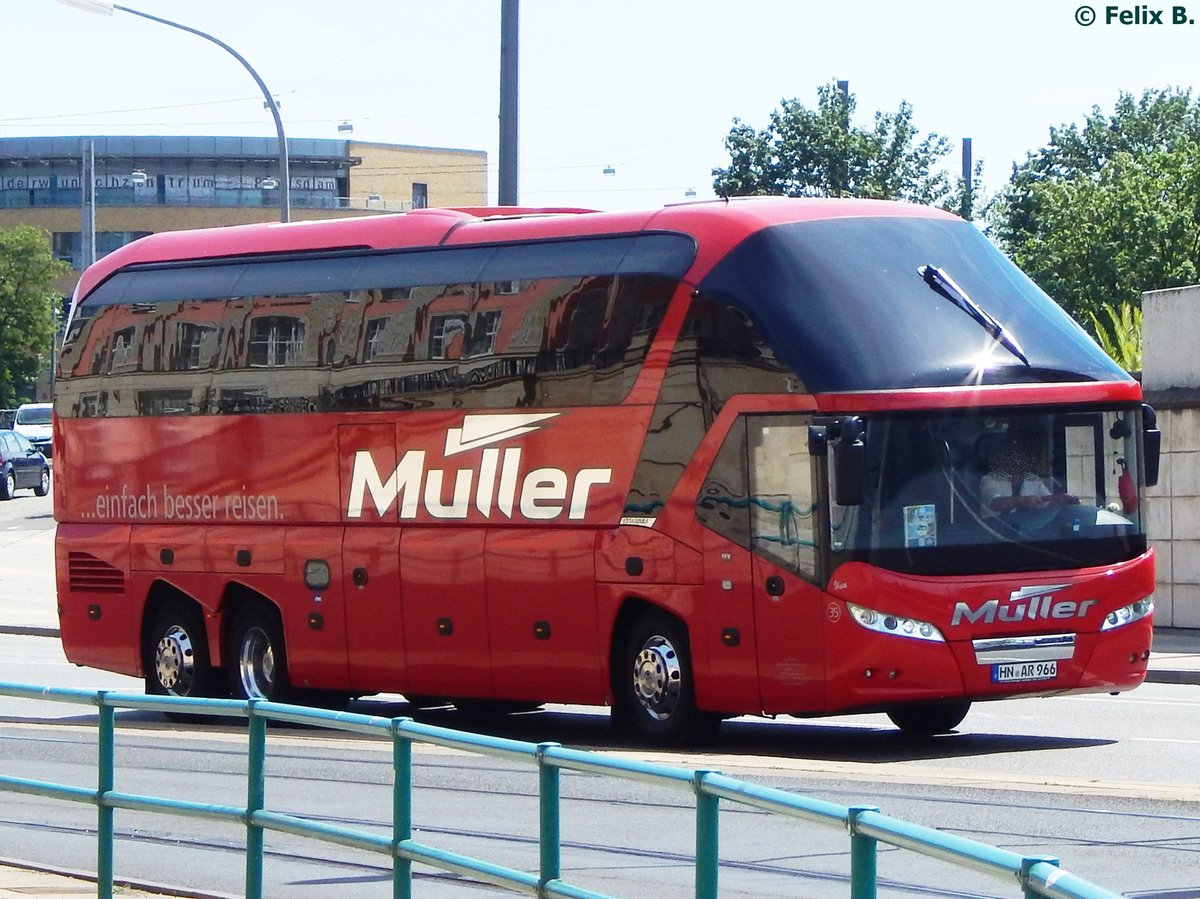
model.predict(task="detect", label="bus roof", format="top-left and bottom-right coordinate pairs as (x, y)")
top-left (73, 197), bottom-right (954, 301)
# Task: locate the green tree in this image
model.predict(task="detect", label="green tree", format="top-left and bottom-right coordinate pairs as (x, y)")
top-left (991, 88), bottom-right (1200, 326)
top-left (0, 226), bottom-right (67, 406)
top-left (712, 82), bottom-right (956, 208)
top-left (1089, 301), bottom-right (1143, 372)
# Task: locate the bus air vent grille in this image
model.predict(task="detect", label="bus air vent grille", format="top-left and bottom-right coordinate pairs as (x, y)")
top-left (67, 552), bottom-right (126, 594)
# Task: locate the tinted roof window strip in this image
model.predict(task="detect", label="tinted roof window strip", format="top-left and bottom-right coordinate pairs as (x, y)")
top-left (82, 232), bottom-right (697, 308)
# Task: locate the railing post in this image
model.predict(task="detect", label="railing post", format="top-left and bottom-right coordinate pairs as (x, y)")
top-left (693, 770), bottom-right (719, 899)
top-left (1021, 855), bottom-right (1060, 899)
top-left (392, 718), bottom-right (413, 899)
top-left (848, 805), bottom-right (880, 899)
top-left (245, 700), bottom-right (266, 899)
top-left (537, 742), bottom-right (562, 893)
top-left (95, 691), bottom-right (114, 899)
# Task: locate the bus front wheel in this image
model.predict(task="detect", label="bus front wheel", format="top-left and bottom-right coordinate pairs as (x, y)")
top-left (228, 603), bottom-right (291, 703)
top-left (886, 701), bottom-right (971, 736)
top-left (146, 599), bottom-right (213, 699)
top-left (616, 612), bottom-right (718, 745)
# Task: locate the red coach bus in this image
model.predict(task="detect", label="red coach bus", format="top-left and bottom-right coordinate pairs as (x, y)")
top-left (54, 198), bottom-right (1159, 743)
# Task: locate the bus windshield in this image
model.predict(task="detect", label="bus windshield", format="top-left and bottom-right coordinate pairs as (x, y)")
top-left (829, 406), bottom-right (1148, 576)
top-left (698, 216), bottom-right (1127, 392)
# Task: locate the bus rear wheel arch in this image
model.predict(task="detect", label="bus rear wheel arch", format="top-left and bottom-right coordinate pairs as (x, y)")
top-left (144, 597), bottom-right (214, 699)
top-left (614, 609), bottom-right (719, 745)
top-left (226, 601), bottom-right (291, 703)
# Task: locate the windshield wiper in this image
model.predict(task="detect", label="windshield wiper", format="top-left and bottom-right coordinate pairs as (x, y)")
top-left (919, 264), bottom-right (1029, 366)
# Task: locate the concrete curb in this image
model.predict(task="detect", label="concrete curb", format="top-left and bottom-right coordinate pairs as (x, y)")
top-left (1145, 669), bottom-right (1200, 686)
top-left (0, 625), bottom-right (57, 638)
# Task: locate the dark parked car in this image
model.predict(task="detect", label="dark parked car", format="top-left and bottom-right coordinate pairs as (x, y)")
top-left (0, 430), bottom-right (50, 499)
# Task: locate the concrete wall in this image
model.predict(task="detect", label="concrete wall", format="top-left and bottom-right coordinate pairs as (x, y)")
top-left (1143, 284), bottom-right (1200, 627)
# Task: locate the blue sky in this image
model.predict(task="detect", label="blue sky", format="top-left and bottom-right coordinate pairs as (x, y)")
top-left (6, 0), bottom-right (1199, 211)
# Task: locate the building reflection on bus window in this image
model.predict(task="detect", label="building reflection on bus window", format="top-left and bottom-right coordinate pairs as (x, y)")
top-left (55, 272), bottom-right (674, 418)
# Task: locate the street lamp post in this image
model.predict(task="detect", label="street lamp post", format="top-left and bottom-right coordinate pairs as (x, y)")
top-left (57, 0), bottom-right (291, 222)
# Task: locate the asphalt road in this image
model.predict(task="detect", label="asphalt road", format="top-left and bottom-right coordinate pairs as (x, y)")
top-left (0, 488), bottom-right (56, 635)
top-left (3, 629), bottom-right (1200, 897)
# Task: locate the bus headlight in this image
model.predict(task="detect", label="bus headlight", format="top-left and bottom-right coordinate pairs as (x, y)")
top-left (1100, 597), bottom-right (1154, 631)
top-left (846, 602), bottom-right (945, 643)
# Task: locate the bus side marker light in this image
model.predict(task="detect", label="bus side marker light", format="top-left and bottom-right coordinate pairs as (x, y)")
top-left (533, 621), bottom-right (551, 640)
top-left (159, 548), bottom-right (174, 565)
top-left (308, 613), bottom-right (324, 631)
top-left (721, 628), bottom-right (740, 648)
top-left (437, 617), bottom-right (454, 636)
top-left (236, 549), bottom-right (252, 567)
top-left (625, 557), bottom-right (643, 576)
top-left (87, 604), bottom-right (101, 621)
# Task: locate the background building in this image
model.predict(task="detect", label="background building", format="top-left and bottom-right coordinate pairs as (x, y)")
top-left (0, 134), bottom-right (487, 281)
top-left (0, 135), bottom-right (485, 401)
top-left (1142, 284), bottom-right (1200, 628)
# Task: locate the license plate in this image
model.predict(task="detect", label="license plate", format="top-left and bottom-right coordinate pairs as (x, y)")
top-left (992, 660), bottom-right (1058, 683)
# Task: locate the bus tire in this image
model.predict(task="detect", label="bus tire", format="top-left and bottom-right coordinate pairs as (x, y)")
top-left (616, 612), bottom-right (718, 745)
top-left (228, 603), bottom-right (291, 703)
top-left (146, 599), bottom-right (213, 699)
top-left (887, 701), bottom-right (971, 736)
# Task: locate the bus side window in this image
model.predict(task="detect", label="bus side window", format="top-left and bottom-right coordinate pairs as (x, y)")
top-left (695, 415), bottom-right (818, 580)
top-left (696, 418), bottom-right (752, 551)
top-left (748, 415), bottom-right (817, 578)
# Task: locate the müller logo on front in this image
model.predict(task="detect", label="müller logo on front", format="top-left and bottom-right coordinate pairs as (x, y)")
top-left (346, 412), bottom-right (612, 520)
top-left (950, 584), bottom-right (1098, 626)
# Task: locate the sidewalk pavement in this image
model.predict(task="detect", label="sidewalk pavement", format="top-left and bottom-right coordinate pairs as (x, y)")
top-left (0, 857), bottom-right (212, 898)
top-left (1145, 625), bottom-right (1200, 685)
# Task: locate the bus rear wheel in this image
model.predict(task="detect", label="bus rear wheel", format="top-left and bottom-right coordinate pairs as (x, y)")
top-left (228, 603), bottom-right (290, 703)
top-left (887, 701), bottom-right (971, 736)
top-left (616, 612), bottom-right (718, 745)
top-left (146, 600), bottom-right (213, 699)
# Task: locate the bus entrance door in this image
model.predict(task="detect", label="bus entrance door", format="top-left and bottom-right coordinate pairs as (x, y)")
top-left (750, 555), bottom-right (827, 715)
top-left (746, 415), bottom-right (826, 715)
top-left (696, 413), bottom-right (827, 717)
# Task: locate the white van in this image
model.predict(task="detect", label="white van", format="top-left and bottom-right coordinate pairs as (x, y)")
top-left (12, 403), bottom-right (52, 458)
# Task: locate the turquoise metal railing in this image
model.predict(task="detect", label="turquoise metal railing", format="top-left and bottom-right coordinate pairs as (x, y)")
top-left (0, 681), bottom-right (1121, 899)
